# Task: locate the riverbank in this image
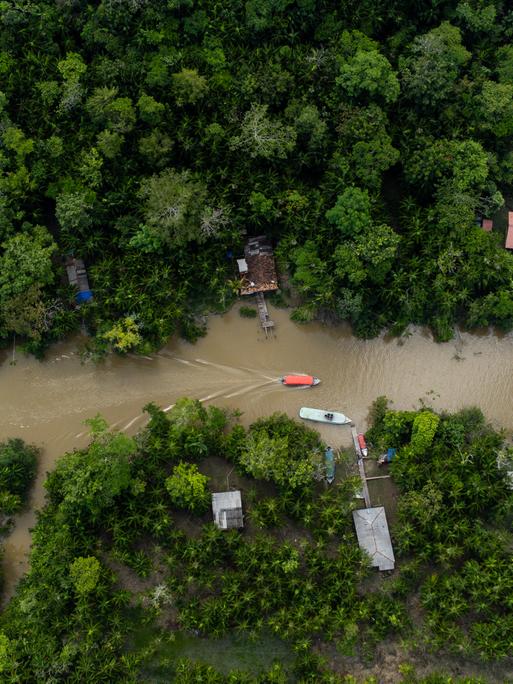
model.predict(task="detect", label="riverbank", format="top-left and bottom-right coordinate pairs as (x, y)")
top-left (2, 304), bottom-right (513, 597)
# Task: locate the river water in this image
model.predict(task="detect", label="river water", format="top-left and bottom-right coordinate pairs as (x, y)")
top-left (1, 304), bottom-right (513, 598)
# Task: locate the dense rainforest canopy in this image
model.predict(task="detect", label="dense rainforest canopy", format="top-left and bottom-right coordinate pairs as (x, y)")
top-left (0, 398), bottom-right (512, 681)
top-left (2, 0), bottom-right (513, 353)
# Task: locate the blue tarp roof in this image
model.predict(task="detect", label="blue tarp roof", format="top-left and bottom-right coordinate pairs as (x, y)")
top-left (76, 290), bottom-right (93, 303)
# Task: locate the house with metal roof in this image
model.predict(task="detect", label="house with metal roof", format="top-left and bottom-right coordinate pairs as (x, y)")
top-left (212, 490), bottom-right (244, 530)
top-left (65, 255), bottom-right (93, 304)
top-left (352, 506), bottom-right (395, 571)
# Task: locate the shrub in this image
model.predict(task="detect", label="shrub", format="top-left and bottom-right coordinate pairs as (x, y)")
top-left (239, 306), bottom-right (257, 318)
top-left (0, 438), bottom-right (38, 509)
top-left (166, 462), bottom-right (210, 514)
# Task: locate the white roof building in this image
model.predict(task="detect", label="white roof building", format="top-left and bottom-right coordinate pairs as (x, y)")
top-left (237, 258), bottom-right (248, 274)
top-left (352, 507), bottom-right (395, 571)
top-left (212, 491), bottom-right (244, 530)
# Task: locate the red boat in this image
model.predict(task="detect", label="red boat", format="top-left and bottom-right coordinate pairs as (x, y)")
top-left (357, 433), bottom-right (368, 457)
top-left (280, 375), bottom-right (320, 387)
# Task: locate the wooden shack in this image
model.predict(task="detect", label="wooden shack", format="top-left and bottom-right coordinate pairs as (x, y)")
top-left (238, 236), bottom-right (278, 296)
top-left (506, 212), bottom-right (513, 249)
top-left (65, 256), bottom-right (93, 304)
top-left (352, 507), bottom-right (395, 571)
top-left (212, 491), bottom-right (244, 530)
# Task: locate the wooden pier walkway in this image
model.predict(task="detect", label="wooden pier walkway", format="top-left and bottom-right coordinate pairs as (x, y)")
top-left (352, 427), bottom-right (371, 507)
top-left (256, 291), bottom-right (275, 338)
top-left (351, 426), bottom-right (361, 457)
top-left (357, 458), bottom-right (371, 507)
top-left (350, 427), bottom-right (396, 570)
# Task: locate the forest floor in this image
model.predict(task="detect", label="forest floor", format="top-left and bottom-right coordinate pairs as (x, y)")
top-left (320, 637), bottom-right (513, 684)
top-left (108, 526), bottom-right (513, 683)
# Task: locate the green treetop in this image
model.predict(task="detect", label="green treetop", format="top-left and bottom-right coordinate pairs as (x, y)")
top-left (165, 461), bottom-right (210, 514)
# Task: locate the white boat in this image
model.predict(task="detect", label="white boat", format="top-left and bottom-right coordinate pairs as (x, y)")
top-left (299, 407), bottom-right (351, 425)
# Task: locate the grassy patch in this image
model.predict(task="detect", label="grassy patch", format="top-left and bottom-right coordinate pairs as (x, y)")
top-left (136, 626), bottom-right (295, 680)
top-left (239, 306), bottom-right (257, 318)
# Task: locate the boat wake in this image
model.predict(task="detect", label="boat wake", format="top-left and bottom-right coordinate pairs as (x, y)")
top-left (224, 380), bottom-right (275, 399)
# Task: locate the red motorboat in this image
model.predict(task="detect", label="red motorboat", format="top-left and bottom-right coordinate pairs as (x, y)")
top-left (280, 375), bottom-right (320, 387)
top-left (357, 433), bottom-right (368, 457)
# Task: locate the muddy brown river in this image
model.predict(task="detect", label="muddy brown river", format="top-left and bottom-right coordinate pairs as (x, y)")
top-left (1, 304), bottom-right (513, 599)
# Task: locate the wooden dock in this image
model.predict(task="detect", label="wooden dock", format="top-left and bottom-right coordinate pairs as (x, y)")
top-left (352, 427), bottom-right (371, 507)
top-left (350, 427), bottom-right (396, 570)
top-left (357, 457), bottom-right (371, 507)
top-left (256, 291), bottom-right (275, 338)
top-left (351, 426), bottom-right (361, 457)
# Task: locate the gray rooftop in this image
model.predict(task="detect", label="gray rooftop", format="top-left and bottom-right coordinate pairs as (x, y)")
top-left (65, 256), bottom-right (90, 292)
top-left (352, 507), bottom-right (395, 571)
top-left (212, 491), bottom-right (244, 530)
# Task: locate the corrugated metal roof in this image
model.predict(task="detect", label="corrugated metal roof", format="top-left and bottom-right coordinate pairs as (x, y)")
top-left (352, 507), bottom-right (395, 571)
top-left (212, 491), bottom-right (244, 530)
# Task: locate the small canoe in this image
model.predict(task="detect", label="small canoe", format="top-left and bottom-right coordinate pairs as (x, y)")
top-left (299, 407), bottom-right (351, 425)
top-left (281, 375), bottom-right (320, 387)
top-left (357, 433), bottom-right (368, 457)
top-left (325, 447), bottom-right (335, 484)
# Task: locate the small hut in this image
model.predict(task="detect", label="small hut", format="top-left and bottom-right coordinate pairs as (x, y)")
top-left (352, 507), bottom-right (395, 571)
top-left (65, 256), bottom-right (93, 304)
top-left (506, 212), bottom-right (513, 249)
top-left (212, 491), bottom-right (244, 530)
top-left (238, 236), bottom-right (278, 296)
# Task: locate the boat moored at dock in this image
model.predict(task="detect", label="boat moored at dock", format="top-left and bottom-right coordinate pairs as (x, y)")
top-left (299, 407), bottom-right (351, 424)
top-left (357, 433), bottom-right (368, 457)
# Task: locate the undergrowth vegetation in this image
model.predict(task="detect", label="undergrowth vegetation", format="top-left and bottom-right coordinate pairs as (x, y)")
top-left (0, 438), bottom-right (38, 518)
